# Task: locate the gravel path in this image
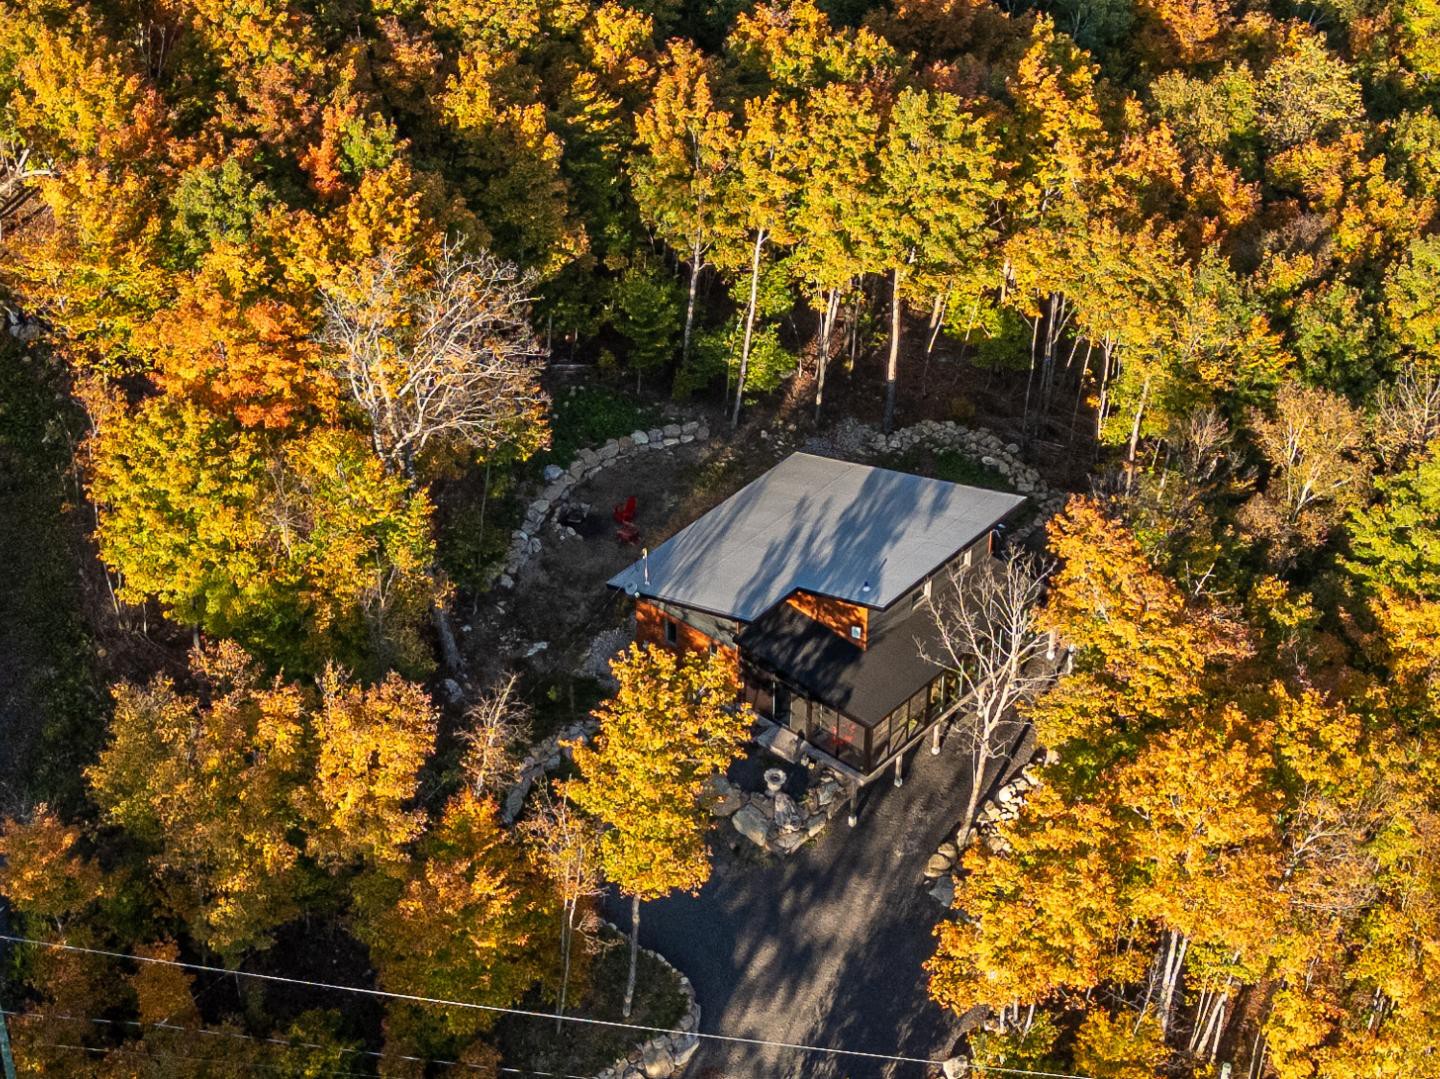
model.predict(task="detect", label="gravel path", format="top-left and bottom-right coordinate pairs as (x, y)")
top-left (609, 742), bottom-right (1012, 1078)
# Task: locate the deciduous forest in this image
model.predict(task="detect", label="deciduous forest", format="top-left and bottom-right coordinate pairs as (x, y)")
top-left (1, 0), bottom-right (1439, 1074)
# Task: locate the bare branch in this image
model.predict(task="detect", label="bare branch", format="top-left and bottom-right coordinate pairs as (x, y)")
top-left (459, 673), bottom-right (533, 796)
top-left (319, 243), bottom-right (549, 477)
top-left (922, 553), bottom-right (1053, 838)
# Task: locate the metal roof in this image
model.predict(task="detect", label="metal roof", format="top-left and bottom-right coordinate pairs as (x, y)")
top-left (607, 452), bottom-right (1026, 621)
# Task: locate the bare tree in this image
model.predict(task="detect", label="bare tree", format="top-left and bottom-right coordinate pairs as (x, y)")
top-left (460, 673), bottom-right (533, 796)
top-left (923, 553), bottom-right (1053, 843)
top-left (1372, 367), bottom-right (1440, 469)
top-left (320, 244), bottom-right (549, 671)
top-left (520, 785), bottom-right (603, 1031)
top-left (320, 244), bottom-right (549, 479)
top-left (0, 135), bottom-right (51, 241)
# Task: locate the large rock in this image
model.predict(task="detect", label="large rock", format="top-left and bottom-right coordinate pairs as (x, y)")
top-left (928, 875), bottom-right (956, 907)
top-left (543, 464), bottom-right (565, 482)
top-left (773, 792), bottom-right (803, 831)
top-left (671, 1032), bottom-right (700, 1069)
top-left (631, 429), bottom-right (650, 444)
top-left (770, 829), bottom-right (808, 855)
top-left (732, 805), bottom-right (769, 845)
top-left (924, 851), bottom-right (954, 878)
top-left (640, 1042), bottom-right (673, 1078)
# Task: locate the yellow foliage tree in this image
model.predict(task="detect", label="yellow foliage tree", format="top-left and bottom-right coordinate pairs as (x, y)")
top-left (565, 644), bottom-right (750, 1016)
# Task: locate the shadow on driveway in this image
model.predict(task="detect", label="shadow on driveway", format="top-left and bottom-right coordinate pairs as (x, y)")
top-left (607, 742), bottom-right (1012, 1078)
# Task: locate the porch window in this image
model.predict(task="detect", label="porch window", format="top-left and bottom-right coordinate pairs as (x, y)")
top-left (742, 670), bottom-right (774, 719)
top-left (664, 618), bottom-right (678, 645)
top-left (834, 714), bottom-right (865, 769)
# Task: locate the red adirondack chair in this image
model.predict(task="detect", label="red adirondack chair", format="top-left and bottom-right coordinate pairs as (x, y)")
top-left (613, 495), bottom-right (640, 544)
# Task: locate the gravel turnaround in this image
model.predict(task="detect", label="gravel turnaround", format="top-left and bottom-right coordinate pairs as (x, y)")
top-left (607, 742), bottom-right (1013, 1079)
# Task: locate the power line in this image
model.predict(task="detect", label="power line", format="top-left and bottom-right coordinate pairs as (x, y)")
top-left (0, 931), bottom-right (1097, 1078)
top-left (25, 1038), bottom-right (377, 1078)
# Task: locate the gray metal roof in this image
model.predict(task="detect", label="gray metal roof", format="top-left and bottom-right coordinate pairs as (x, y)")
top-left (607, 452), bottom-right (1026, 621)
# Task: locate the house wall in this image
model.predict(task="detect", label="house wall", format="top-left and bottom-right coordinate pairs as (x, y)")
top-left (784, 590), bottom-right (870, 648)
top-left (635, 599), bottom-right (740, 680)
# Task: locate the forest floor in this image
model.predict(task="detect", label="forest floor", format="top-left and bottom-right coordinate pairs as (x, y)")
top-left (0, 339), bottom-right (109, 815)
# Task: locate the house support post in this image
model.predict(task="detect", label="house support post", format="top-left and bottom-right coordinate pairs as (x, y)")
top-left (847, 782), bottom-right (859, 827)
top-left (931, 723), bottom-right (943, 755)
top-left (893, 754), bottom-right (904, 788)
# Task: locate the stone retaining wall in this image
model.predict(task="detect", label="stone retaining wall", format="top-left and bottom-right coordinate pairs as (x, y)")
top-left (851, 419), bottom-right (1067, 545)
top-left (496, 420), bottom-right (711, 589)
top-left (500, 717), bottom-right (599, 823)
top-left (594, 938), bottom-right (702, 1079)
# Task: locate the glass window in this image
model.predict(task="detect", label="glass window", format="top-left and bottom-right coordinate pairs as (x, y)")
top-left (664, 619), bottom-right (678, 645)
top-left (906, 688), bottom-right (929, 729)
top-left (835, 714), bottom-right (865, 769)
top-left (742, 670), bottom-right (774, 719)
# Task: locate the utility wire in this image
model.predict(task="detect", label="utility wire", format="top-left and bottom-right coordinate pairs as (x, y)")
top-left (0, 932), bottom-right (1098, 1079)
top-left (25, 1038), bottom-right (378, 1077)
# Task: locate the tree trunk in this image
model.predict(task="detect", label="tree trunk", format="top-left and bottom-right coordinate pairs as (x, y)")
top-left (557, 898), bottom-right (575, 1032)
top-left (432, 600), bottom-right (464, 674)
top-left (815, 287), bottom-right (838, 423)
top-left (683, 241), bottom-right (703, 364)
top-left (883, 265), bottom-right (903, 434)
top-left (731, 229), bottom-right (766, 430)
top-left (624, 894), bottom-right (641, 1019)
top-left (1125, 375), bottom-right (1151, 495)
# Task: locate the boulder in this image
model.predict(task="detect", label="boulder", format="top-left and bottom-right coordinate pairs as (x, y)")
top-left (770, 829), bottom-right (808, 855)
top-left (942, 1056), bottom-right (970, 1078)
top-left (647, 428), bottom-right (664, 443)
top-left (924, 851), bottom-right (954, 878)
top-left (711, 789), bottom-right (742, 817)
top-left (773, 792), bottom-right (803, 831)
top-left (543, 464), bottom-right (565, 482)
top-left (663, 423), bottom-right (682, 438)
top-left (928, 875), bottom-right (956, 907)
top-left (732, 805), bottom-right (769, 845)
top-left (672, 1033), bottom-right (700, 1069)
top-left (937, 840), bottom-right (958, 862)
top-left (640, 1042), bottom-right (673, 1078)
top-left (597, 441), bottom-right (620, 461)
top-left (681, 420), bottom-right (699, 435)
top-left (631, 429), bottom-right (650, 444)
top-left (805, 814), bottom-right (828, 838)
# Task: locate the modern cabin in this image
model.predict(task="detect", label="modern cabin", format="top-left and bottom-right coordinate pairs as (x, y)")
top-left (607, 452), bottom-right (1027, 785)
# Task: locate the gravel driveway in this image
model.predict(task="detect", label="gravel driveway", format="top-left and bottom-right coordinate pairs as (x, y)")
top-left (609, 741), bottom-right (1008, 1078)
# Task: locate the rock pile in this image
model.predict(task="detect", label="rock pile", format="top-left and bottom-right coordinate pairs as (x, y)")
top-left (500, 718), bottom-right (599, 823)
top-left (594, 944), bottom-right (701, 1079)
top-left (923, 760), bottom-right (1046, 884)
top-left (851, 419), bottom-right (1067, 546)
top-left (709, 772), bottom-right (849, 856)
top-left (496, 419), bottom-right (710, 589)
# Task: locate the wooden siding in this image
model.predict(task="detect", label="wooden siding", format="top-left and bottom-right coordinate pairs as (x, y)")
top-left (784, 590), bottom-right (869, 648)
top-left (635, 599), bottom-right (740, 679)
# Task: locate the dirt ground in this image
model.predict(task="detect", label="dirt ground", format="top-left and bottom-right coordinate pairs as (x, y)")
top-left (463, 411), bottom-right (840, 677)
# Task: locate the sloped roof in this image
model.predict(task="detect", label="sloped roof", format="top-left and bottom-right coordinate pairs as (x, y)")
top-left (737, 598), bottom-right (947, 725)
top-left (607, 452), bottom-right (1025, 621)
